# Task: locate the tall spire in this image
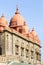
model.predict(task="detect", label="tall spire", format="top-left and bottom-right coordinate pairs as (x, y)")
top-left (15, 5), bottom-right (20, 14)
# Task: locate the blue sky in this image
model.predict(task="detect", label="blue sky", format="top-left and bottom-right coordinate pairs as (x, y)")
top-left (0, 0), bottom-right (43, 61)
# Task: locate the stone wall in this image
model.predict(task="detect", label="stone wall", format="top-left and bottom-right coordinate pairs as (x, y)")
top-left (0, 30), bottom-right (41, 65)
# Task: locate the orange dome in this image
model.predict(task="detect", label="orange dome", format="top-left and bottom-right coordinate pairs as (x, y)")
top-left (28, 32), bottom-right (34, 41)
top-left (31, 28), bottom-right (37, 36)
top-left (22, 22), bottom-right (30, 38)
top-left (0, 14), bottom-right (8, 27)
top-left (9, 7), bottom-right (26, 27)
top-left (31, 28), bottom-right (40, 44)
top-left (22, 25), bottom-right (30, 34)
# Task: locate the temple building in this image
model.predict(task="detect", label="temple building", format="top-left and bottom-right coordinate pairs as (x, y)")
top-left (0, 7), bottom-right (41, 65)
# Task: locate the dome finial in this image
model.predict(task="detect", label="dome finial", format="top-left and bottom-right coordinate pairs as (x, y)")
top-left (15, 5), bottom-right (20, 14)
top-left (16, 5), bottom-right (19, 11)
top-left (32, 27), bottom-right (34, 31)
top-left (1, 13), bottom-right (4, 17)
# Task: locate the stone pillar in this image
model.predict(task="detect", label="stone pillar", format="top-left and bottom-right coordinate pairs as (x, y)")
top-left (33, 44), bottom-right (36, 65)
top-left (29, 43), bottom-right (31, 64)
top-left (13, 35), bottom-right (15, 56)
top-left (24, 48), bottom-right (26, 62)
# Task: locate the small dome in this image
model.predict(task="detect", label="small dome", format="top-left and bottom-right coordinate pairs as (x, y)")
top-left (28, 32), bottom-right (34, 41)
top-left (31, 28), bottom-right (37, 36)
top-left (0, 14), bottom-right (8, 27)
top-left (22, 25), bottom-right (30, 34)
top-left (22, 23), bottom-right (30, 38)
top-left (31, 28), bottom-right (40, 44)
top-left (9, 7), bottom-right (26, 27)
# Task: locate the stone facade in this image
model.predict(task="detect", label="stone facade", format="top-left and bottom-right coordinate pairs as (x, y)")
top-left (0, 28), bottom-right (41, 65)
top-left (0, 7), bottom-right (41, 65)
top-left (41, 62), bottom-right (43, 65)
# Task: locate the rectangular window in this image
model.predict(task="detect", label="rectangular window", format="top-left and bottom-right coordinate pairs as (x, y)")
top-left (26, 49), bottom-right (29, 58)
top-left (39, 54), bottom-right (41, 61)
top-left (31, 51), bottom-right (34, 59)
top-left (21, 47), bottom-right (24, 56)
top-left (36, 52), bottom-right (41, 61)
top-left (36, 52), bottom-right (38, 60)
top-left (15, 45), bottom-right (19, 55)
top-left (0, 47), bottom-right (2, 55)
